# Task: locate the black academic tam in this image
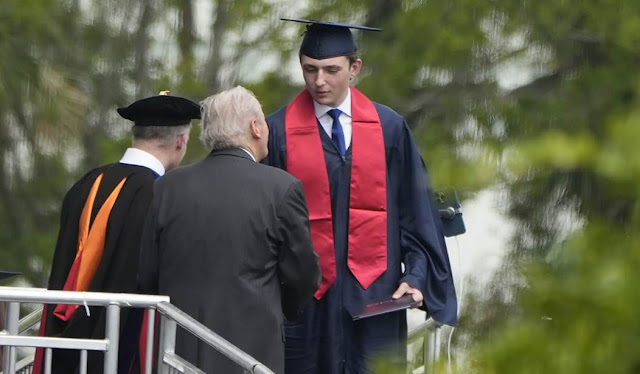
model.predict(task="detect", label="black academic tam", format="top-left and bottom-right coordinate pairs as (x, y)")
top-left (117, 94), bottom-right (201, 126)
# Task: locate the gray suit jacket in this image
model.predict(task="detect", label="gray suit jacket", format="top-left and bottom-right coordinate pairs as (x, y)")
top-left (139, 148), bottom-right (320, 374)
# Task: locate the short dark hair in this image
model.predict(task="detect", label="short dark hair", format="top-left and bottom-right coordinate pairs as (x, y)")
top-left (299, 53), bottom-right (360, 65)
top-left (132, 124), bottom-right (191, 148)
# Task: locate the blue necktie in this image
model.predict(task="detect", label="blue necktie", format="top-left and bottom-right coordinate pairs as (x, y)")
top-left (328, 109), bottom-right (346, 156)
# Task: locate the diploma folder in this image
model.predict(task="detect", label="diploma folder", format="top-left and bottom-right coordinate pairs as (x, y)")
top-left (350, 294), bottom-right (420, 321)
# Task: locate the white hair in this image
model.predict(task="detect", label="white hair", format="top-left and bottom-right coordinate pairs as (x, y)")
top-left (200, 86), bottom-right (263, 150)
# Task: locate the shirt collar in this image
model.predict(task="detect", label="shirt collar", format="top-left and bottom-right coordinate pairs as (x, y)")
top-left (313, 87), bottom-right (352, 119)
top-left (239, 147), bottom-right (257, 162)
top-left (119, 148), bottom-right (166, 176)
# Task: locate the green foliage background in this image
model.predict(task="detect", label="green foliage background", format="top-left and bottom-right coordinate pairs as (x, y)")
top-left (2, 0), bottom-right (639, 371)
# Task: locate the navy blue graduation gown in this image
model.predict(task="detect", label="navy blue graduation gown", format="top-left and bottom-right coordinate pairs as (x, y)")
top-left (265, 99), bottom-right (457, 374)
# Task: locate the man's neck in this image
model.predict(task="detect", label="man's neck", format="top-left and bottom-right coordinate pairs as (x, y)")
top-left (313, 87), bottom-right (352, 117)
top-left (239, 146), bottom-right (257, 162)
top-left (127, 144), bottom-right (170, 174)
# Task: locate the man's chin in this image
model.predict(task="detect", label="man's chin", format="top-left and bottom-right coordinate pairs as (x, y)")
top-left (312, 96), bottom-right (336, 107)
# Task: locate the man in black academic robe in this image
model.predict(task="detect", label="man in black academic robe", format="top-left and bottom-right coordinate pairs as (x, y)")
top-left (138, 86), bottom-right (321, 374)
top-left (264, 20), bottom-right (458, 374)
top-left (34, 94), bottom-right (200, 374)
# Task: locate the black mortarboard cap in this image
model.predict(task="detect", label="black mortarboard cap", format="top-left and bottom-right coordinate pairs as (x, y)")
top-left (117, 92), bottom-right (201, 127)
top-left (281, 18), bottom-right (381, 60)
top-left (0, 270), bottom-right (21, 282)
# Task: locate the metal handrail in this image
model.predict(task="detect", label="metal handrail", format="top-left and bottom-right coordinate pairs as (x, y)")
top-left (17, 308), bottom-right (42, 334)
top-left (156, 302), bottom-right (275, 374)
top-left (0, 287), bottom-right (276, 374)
top-left (0, 287), bottom-right (170, 307)
top-left (408, 318), bottom-right (439, 341)
top-left (13, 356), bottom-right (35, 374)
top-left (0, 335), bottom-right (108, 351)
top-left (163, 353), bottom-right (206, 374)
top-left (406, 317), bottom-right (442, 374)
top-left (2, 287), bottom-right (431, 374)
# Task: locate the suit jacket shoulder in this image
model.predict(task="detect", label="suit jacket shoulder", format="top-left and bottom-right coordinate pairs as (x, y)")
top-left (252, 159), bottom-right (300, 185)
top-left (160, 150), bottom-right (301, 198)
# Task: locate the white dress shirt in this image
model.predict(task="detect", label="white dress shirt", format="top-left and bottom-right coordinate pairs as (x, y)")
top-left (313, 88), bottom-right (352, 149)
top-left (119, 148), bottom-right (165, 176)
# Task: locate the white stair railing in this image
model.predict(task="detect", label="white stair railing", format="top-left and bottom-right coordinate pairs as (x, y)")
top-left (408, 318), bottom-right (441, 374)
top-left (1, 286), bottom-right (438, 374)
top-left (0, 286), bottom-right (275, 374)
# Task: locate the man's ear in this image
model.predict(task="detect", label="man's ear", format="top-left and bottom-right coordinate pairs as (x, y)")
top-left (176, 133), bottom-right (186, 150)
top-left (350, 58), bottom-right (363, 78)
top-left (250, 119), bottom-right (262, 139)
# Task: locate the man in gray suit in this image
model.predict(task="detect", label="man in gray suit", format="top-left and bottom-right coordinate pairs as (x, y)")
top-left (139, 86), bottom-right (321, 374)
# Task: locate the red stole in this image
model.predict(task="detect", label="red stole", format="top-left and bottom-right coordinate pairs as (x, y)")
top-left (285, 87), bottom-right (387, 299)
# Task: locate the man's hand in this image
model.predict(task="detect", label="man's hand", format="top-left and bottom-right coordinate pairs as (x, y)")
top-left (392, 282), bottom-right (423, 308)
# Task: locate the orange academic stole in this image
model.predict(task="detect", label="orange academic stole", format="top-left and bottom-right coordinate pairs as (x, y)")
top-left (53, 173), bottom-right (128, 319)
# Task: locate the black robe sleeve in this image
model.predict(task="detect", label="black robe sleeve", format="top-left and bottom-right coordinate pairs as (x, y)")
top-left (396, 121), bottom-right (458, 325)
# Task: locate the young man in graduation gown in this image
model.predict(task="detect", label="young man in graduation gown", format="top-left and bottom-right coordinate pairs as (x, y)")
top-left (33, 93), bottom-right (200, 374)
top-left (264, 20), bottom-right (458, 373)
top-left (138, 86), bottom-right (321, 374)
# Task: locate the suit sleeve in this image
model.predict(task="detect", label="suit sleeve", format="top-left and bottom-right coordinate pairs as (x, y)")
top-left (276, 180), bottom-right (321, 321)
top-left (397, 121), bottom-right (458, 325)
